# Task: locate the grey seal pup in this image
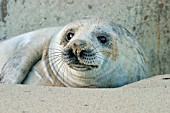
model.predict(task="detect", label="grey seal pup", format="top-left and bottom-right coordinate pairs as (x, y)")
top-left (0, 17), bottom-right (148, 88)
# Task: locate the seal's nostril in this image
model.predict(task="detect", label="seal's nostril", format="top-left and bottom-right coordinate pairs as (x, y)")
top-left (73, 43), bottom-right (77, 47)
top-left (79, 50), bottom-right (84, 57)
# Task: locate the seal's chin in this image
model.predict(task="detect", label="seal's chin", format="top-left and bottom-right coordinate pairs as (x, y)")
top-left (68, 62), bottom-right (98, 71)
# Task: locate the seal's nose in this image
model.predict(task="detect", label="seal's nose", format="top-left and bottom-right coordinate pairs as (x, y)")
top-left (71, 40), bottom-right (86, 56)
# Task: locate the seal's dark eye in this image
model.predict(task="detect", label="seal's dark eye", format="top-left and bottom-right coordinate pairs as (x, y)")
top-left (97, 36), bottom-right (107, 44)
top-left (66, 32), bottom-right (74, 41)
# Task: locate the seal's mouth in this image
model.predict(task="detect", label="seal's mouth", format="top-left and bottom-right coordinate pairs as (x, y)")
top-left (68, 61), bottom-right (98, 71)
top-left (62, 45), bottom-right (99, 71)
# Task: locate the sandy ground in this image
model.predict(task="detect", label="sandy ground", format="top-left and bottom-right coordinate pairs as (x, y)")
top-left (0, 74), bottom-right (170, 113)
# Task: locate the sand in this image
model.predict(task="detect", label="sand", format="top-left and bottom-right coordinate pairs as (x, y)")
top-left (0, 74), bottom-right (170, 113)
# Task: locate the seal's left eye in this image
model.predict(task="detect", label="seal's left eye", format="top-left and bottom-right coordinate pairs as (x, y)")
top-left (97, 36), bottom-right (107, 44)
top-left (66, 32), bottom-right (74, 41)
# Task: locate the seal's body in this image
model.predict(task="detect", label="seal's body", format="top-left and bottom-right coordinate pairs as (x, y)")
top-left (0, 27), bottom-right (62, 85)
top-left (0, 17), bottom-right (148, 88)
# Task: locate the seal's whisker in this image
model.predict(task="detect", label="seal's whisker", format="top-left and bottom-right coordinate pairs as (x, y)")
top-left (90, 45), bottom-right (100, 53)
top-left (49, 50), bottom-right (62, 53)
top-left (47, 50), bottom-right (63, 54)
top-left (42, 54), bottom-right (63, 60)
top-left (47, 53), bottom-right (63, 57)
top-left (42, 50), bottom-right (63, 63)
top-left (52, 57), bottom-right (71, 85)
top-left (41, 54), bottom-right (64, 76)
top-left (62, 60), bottom-right (74, 85)
top-left (95, 54), bottom-right (114, 70)
top-left (48, 54), bottom-right (64, 62)
top-left (42, 53), bottom-right (66, 79)
top-left (41, 54), bottom-right (63, 62)
top-left (45, 47), bottom-right (62, 50)
top-left (48, 54), bottom-right (63, 58)
top-left (55, 59), bottom-right (65, 73)
top-left (44, 47), bottom-right (63, 52)
top-left (43, 49), bottom-right (62, 57)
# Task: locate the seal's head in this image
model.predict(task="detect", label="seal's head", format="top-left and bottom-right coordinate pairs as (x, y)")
top-left (48, 17), bottom-right (148, 88)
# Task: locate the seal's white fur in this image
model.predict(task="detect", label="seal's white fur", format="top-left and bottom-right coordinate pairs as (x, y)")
top-left (0, 27), bottom-right (61, 84)
top-left (0, 17), bottom-right (148, 88)
top-left (48, 18), bottom-right (148, 87)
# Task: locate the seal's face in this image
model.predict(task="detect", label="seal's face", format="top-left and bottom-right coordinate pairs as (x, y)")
top-left (61, 22), bottom-right (111, 72)
top-left (49, 17), bottom-right (136, 88)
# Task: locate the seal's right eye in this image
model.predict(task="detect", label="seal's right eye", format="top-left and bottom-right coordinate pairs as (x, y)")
top-left (66, 32), bottom-right (74, 41)
top-left (97, 36), bottom-right (107, 44)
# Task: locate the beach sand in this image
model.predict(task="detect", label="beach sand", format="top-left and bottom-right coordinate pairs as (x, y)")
top-left (0, 74), bottom-right (169, 113)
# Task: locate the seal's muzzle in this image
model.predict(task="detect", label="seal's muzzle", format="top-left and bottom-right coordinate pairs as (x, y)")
top-left (71, 39), bottom-right (87, 57)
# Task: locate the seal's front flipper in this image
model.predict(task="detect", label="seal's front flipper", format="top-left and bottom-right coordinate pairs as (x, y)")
top-left (0, 38), bottom-right (49, 84)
